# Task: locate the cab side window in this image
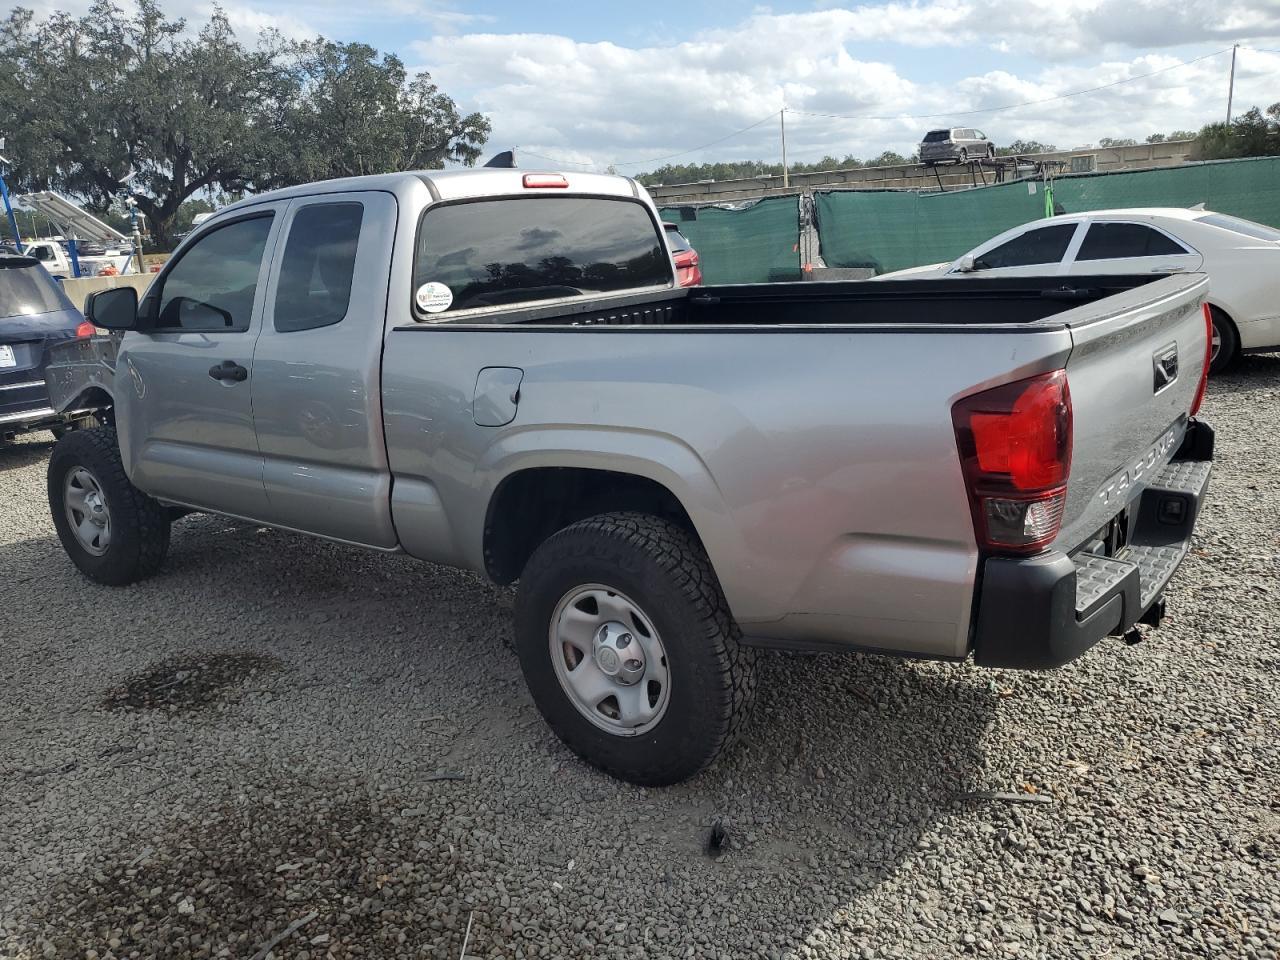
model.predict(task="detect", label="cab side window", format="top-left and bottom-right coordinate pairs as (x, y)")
top-left (978, 224), bottom-right (1077, 269)
top-left (273, 203), bottom-right (364, 332)
top-left (154, 216), bottom-right (273, 332)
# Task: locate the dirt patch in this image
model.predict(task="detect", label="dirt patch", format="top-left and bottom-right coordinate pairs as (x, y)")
top-left (10, 787), bottom-right (485, 959)
top-left (102, 652), bottom-right (283, 712)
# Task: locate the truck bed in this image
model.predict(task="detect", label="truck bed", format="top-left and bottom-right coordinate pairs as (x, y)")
top-left (425, 274), bottom-right (1169, 329)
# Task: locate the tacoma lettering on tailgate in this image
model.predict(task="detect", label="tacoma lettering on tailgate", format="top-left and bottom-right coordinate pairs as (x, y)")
top-left (1096, 427), bottom-right (1180, 507)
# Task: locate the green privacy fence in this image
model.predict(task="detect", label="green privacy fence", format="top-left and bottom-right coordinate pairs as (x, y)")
top-left (659, 196), bottom-right (801, 284)
top-left (815, 155), bottom-right (1280, 275)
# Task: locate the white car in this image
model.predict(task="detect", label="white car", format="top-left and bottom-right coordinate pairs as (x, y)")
top-left (876, 208), bottom-right (1280, 372)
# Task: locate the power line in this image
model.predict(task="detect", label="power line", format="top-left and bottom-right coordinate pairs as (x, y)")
top-left (790, 47), bottom-right (1232, 121)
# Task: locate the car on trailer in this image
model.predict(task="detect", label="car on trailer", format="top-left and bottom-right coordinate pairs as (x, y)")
top-left (919, 128), bottom-right (996, 165)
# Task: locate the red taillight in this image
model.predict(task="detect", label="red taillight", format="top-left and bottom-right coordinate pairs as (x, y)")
top-left (75, 321), bottom-right (96, 338)
top-left (522, 173), bottom-right (568, 188)
top-left (1190, 302), bottom-right (1212, 416)
top-left (952, 370), bottom-right (1073, 554)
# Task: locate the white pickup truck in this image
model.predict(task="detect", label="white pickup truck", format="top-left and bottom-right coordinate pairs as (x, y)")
top-left (24, 238), bottom-right (133, 280)
top-left (45, 169), bottom-right (1214, 784)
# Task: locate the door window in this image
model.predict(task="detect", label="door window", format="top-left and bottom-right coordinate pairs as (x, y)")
top-left (975, 224), bottom-right (1077, 270)
top-left (273, 203), bottom-right (364, 332)
top-left (153, 215), bottom-right (273, 331)
top-left (1076, 222), bottom-right (1188, 260)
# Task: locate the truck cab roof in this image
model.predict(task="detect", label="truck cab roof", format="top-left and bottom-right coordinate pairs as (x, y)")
top-left (217, 168), bottom-right (642, 218)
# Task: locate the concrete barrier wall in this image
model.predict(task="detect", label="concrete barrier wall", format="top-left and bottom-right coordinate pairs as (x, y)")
top-left (646, 139), bottom-right (1198, 205)
top-left (60, 274), bottom-right (156, 313)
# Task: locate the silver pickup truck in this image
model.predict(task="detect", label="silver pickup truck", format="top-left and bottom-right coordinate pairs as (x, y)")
top-left (45, 169), bottom-right (1214, 785)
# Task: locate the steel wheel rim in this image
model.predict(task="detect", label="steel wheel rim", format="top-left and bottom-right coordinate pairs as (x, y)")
top-left (549, 583), bottom-right (671, 737)
top-left (64, 466), bottom-right (111, 556)
top-left (1210, 323), bottom-right (1222, 363)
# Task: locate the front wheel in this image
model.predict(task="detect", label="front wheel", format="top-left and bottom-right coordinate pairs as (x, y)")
top-left (514, 513), bottom-right (757, 785)
top-left (48, 427), bottom-right (170, 585)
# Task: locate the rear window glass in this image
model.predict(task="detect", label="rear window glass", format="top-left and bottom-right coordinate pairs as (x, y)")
top-left (923, 130), bottom-right (950, 142)
top-left (414, 197), bottom-right (672, 315)
top-left (1196, 213), bottom-right (1280, 242)
top-left (0, 260), bottom-right (69, 317)
top-left (1077, 222), bottom-right (1188, 260)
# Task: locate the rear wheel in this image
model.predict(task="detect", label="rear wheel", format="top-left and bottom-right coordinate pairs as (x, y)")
top-left (48, 427), bottom-right (170, 585)
top-left (514, 512), bottom-right (757, 785)
top-left (958, 148), bottom-right (969, 164)
top-left (1208, 306), bottom-right (1239, 375)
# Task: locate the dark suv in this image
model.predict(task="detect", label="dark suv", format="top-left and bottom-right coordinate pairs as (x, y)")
top-left (1, 256), bottom-right (93, 442)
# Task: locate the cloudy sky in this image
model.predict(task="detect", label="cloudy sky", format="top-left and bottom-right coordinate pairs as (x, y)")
top-left (26, 0), bottom-right (1280, 172)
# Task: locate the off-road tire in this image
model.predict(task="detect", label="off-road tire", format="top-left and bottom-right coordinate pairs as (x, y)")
top-left (514, 512), bottom-right (758, 785)
top-left (1208, 305), bottom-right (1239, 375)
top-left (48, 426), bottom-right (170, 585)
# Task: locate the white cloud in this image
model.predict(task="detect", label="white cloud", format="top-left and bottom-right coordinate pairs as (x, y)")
top-left (413, 3), bottom-right (1280, 172)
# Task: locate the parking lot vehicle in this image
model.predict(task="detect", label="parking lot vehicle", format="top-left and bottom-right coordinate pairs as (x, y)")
top-left (44, 169), bottom-right (1214, 785)
top-left (0, 255), bottom-right (95, 442)
top-left (919, 128), bottom-right (996, 165)
top-left (663, 222), bottom-right (703, 286)
top-left (874, 207), bottom-right (1280, 373)
top-left (23, 238), bottom-right (134, 279)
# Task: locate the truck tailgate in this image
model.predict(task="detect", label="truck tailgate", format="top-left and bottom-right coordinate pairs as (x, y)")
top-left (1053, 273), bottom-right (1210, 552)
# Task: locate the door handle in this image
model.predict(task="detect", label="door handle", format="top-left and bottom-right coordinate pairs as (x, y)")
top-left (208, 360), bottom-right (248, 382)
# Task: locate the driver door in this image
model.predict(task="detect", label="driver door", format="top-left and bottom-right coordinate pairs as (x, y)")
top-left (116, 207), bottom-right (282, 519)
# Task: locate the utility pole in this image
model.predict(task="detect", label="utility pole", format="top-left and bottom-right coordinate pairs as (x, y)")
top-left (1226, 43), bottom-right (1238, 124)
top-left (780, 107), bottom-right (789, 188)
top-left (127, 197), bottom-right (145, 274)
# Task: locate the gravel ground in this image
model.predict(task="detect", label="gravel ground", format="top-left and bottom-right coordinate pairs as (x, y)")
top-left (2, 356), bottom-right (1278, 960)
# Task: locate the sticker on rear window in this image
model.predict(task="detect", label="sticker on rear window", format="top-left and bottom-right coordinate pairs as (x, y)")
top-left (415, 281), bottom-right (453, 314)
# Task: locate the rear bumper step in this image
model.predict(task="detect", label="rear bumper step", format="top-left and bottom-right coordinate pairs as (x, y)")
top-left (972, 420), bottom-right (1213, 670)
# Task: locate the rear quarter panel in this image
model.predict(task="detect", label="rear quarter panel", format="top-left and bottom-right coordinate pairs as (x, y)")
top-left (382, 323), bottom-right (1073, 659)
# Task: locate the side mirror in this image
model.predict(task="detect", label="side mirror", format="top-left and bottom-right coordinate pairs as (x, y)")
top-left (84, 286), bottom-right (139, 330)
top-left (955, 255), bottom-right (977, 273)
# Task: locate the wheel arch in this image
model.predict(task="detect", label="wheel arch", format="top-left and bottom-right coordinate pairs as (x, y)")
top-left (483, 465), bottom-right (707, 585)
top-left (59, 384), bottom-right (115, 415)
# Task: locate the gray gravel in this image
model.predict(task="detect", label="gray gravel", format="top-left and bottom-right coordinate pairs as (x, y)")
top-left (2, 355), bottom-right (1279, 960)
